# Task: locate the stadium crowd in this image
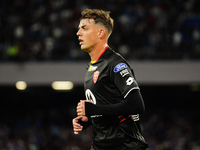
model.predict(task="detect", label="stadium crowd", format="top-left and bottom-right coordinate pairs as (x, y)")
top-left (0, 0), bottom-right (200, 150)
top-left (0, 0), bottom-right (200, 61)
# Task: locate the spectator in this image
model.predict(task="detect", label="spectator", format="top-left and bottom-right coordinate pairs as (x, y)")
top-left (0, 0), bottom-right (200, 61)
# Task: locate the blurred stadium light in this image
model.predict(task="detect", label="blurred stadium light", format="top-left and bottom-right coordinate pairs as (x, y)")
top-left (51, 81), bottom-right (74, 90)
top-left (15, 81), bottom-right (27, 90)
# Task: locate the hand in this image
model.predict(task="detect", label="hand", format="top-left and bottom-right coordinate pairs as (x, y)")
top-left (77, 100), bottom-right (93, 116)
top-left (72, 116), bottom-right (88, 135)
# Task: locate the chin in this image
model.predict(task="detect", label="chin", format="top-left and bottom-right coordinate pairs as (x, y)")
top-left (81, 46), bottom-right (89, 52)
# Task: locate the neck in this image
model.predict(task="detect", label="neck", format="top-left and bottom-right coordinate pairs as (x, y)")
top-left (89, 42), bottom-right (108, 62)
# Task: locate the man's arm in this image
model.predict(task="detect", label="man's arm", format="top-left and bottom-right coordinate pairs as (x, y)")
top-left (77, 89), bottom-right (145, 117)
top-left (72, 116), bottom-right (91, 134)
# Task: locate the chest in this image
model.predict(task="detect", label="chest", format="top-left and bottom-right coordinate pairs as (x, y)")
top-left (84, 62), bottom-right (109, 90)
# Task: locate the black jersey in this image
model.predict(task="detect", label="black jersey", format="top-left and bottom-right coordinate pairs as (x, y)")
top-left (84, 47), bottom-right (147, 149)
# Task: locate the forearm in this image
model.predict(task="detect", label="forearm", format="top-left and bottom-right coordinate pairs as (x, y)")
top-left (85, 90), bottom-right (145, 117)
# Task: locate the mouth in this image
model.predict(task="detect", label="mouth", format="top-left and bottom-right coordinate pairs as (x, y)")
top-left (78, 39), bottom-right (83, 45)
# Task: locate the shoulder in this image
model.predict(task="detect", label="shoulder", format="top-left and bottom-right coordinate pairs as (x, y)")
top-left (106, 48), bottom-right (130, 70)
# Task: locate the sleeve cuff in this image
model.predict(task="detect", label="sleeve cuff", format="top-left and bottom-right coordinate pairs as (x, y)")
top-left (85, 102), bottom-right (97, 117)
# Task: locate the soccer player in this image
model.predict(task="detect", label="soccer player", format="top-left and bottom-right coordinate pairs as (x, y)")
top-left (72, 9), bottom-right (148, 150)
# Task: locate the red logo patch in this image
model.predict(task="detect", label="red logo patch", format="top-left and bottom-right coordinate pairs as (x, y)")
top-left (93, 71), bottom-right (99, 83)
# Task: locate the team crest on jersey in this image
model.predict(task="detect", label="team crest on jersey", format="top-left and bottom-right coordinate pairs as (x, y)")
top-left (114, 63), bottom-right (128, 73)
top-left (93, 71), bottom-right (99, 83)
top-left (88, 65), bottom-right (98, 71)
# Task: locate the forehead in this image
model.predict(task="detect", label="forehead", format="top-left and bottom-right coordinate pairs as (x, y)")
top-left (78, 19), bottom-right (95, 27)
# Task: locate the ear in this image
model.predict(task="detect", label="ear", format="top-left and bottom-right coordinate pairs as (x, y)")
top-left (98, 29), bottom-right (106, 39)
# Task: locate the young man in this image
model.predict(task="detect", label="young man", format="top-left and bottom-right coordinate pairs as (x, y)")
top-left (72, 9), bottom-right (148, 150)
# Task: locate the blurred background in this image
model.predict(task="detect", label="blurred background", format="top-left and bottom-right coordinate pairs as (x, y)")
top-left (0, 0), bottom-right (200, 150)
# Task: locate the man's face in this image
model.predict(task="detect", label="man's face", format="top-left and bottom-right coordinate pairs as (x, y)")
top-left (77, 19), bottom-right (100, 52)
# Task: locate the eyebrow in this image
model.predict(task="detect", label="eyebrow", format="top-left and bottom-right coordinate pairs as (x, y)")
top-left (78, 24), bottom-right (86, 29)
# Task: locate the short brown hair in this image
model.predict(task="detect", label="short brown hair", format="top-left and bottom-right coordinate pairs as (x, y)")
top-left (80, 9), bottom-right (114, 36)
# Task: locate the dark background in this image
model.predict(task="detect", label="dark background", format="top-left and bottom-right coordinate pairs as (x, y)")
top-left (1, 0), bottom-right (200, 149)
top-left (0, 84), bottom-right (199, 150)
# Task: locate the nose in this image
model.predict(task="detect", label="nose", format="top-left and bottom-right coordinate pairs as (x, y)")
top-left (76, 29), bottom-right (81, 36)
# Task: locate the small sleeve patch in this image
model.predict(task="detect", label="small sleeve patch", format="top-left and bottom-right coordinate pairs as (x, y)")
top-left (113, 63), bottom-right (128, 73)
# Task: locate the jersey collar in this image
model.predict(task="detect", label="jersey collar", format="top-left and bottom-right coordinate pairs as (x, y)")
top-left (91, 45), bottom-right (110, 64)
